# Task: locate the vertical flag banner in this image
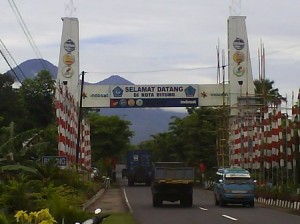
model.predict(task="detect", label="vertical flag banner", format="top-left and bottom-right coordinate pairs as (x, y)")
top-left (57, 17), bottom-right (80, 102)
top-left (227, 16), bottom-right (256, 116)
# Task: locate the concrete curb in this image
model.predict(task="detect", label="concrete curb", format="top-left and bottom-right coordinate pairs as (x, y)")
top-left (255, 197), bottom-right (300, 210)
top-left (82, 189), bottom-right (105, 211)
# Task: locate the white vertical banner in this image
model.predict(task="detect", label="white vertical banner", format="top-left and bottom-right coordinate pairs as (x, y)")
top-left (56, 17), bottom-right (80, 103)
top-left (227, 16), bottom-right (256, 116)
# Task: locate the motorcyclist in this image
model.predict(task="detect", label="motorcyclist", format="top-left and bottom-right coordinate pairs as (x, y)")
top-left (92, 213), bottom-right (110, 224)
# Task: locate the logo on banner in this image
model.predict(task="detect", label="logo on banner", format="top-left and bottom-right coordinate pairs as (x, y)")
top-left (127, 99), bottom-right (135, 106)
top-left (62, 66), bottom-right (74, 78)
top-left (233, 38), bottom-right (245, 50)
top-left (233, 51), bottom-right (245, 64)
top-left (200, 91), bottom-right (208, 98)
top-left (63, 53), bottom-right (75, 65)
top-left (185, 86), bottom-right (196, 97)
top-left (136, 99), bottom-right (143, 106)
top-left (112, 86), bottom-right (123, 97)
top-left (233, 65), bottom-right (246, 77)
top-left (64, 39), bottom-right (76, 53)
top-left (119, 99), bottom-right (127, 107)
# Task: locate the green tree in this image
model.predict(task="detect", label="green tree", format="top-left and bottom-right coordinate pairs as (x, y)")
top-left (148, 132), bottom-right (177, 162)
top-left (142, 107), bottom-right (218, 169)
top-left (88, 113), bottom-right (133, 165)
top-left (0, 129), bottom-right (43, 163)
top-left (0, 73), bottom-right (20, 127)
top-left (170, 107), bottom-right (218, 167)
top-left (18, 70), bottom-right (55, 131)
top-left (254, 78), bottom-right (286, 105)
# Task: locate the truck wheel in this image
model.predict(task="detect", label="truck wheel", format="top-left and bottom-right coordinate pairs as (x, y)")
top-left (186, 195), bottom-right (193, 207)
top-left (180, 198), bottom-right (185, 207)
top-left (128, 179), bottom-right (134, 186)
top-left (249, 201), bottom-right (254, 208)
top-left (180, 196), bottom-right (192, 207)
top-left (153, 194), bottom-right (162, 207)
top-left (145, 180), bottom-right (151, 186)
top-left (220, 197), bottom-right (226, 207)
top-left (214, 194), bottom-right (219, 205)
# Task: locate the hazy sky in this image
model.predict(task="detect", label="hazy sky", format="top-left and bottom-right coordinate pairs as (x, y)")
top-left (1, 0), bottom-right (300, 108)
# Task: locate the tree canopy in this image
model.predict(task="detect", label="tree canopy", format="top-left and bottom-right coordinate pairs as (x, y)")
top-left (139, 107), bottom-right (220, 170)
top-left (18, 70), bottom-right (56, 131)
top-left (254, 78), bottom-right (286, 105)
top-left (0, 73), bottom-right (19, 127)
top-left (88, 112), bottom-right (133, 165)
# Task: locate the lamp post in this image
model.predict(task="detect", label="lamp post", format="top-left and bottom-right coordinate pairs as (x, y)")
top-left (76, 71), bottom-right (85, 168)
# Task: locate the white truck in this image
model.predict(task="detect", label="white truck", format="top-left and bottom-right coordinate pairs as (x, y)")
top-left (151, 162), bottom-right (195, 207)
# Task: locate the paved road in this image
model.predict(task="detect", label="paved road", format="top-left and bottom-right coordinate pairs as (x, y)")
top-left (123, 184), bottom-right (300, 224)
top-left (84, 167), bottom-right (300, 224)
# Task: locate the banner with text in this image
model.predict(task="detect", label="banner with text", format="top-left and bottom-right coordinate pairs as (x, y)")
top-left (110, 84), bottom-right (199, 108)
top-left (82, 85), bottom-right (110, 108)
top-left (198, 84), bottom-right (229, 107)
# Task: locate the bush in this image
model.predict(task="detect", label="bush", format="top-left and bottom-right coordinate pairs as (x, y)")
top-left (255, 185), bottom-right (300, 202)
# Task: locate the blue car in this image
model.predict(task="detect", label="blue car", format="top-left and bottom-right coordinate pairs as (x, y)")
top-left (213, 167), bottom-right (256, 207)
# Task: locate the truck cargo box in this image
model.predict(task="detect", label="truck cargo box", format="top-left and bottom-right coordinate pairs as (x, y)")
top-left (154, 167), bottom-right (194, 184)
top-left (126, 150), bottom-right (153, 186)
top-left (151, 162), bottom-right (194, 207)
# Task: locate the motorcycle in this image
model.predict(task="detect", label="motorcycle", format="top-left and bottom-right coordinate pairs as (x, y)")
top-left (75, 208), bottom-right (110, 224)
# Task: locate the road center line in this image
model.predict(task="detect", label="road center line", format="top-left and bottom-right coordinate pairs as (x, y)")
top-left (222, 214), bottom-right (238, 221)
top-left (198, 207), bottom-right (208, 211)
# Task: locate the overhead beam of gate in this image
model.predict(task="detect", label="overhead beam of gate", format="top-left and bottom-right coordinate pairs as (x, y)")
top-left (81, 84), bottom-right (229, 108)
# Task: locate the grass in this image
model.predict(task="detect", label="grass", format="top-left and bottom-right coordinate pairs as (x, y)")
top-left (105, 212), bottom-right (136, 224)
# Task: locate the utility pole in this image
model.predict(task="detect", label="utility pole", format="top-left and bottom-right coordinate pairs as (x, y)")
top-left (76, 71), bottom-right (85, 169)
top-left (218, 49), bottom-right (228, 167)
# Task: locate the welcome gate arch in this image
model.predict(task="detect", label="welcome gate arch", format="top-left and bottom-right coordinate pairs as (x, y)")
top-left (55, 16), bottom-right (259, 171)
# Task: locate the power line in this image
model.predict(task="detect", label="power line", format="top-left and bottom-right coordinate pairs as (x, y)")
top-left (85, 42), bottom-right (300, 75)
top-left (86, 65), bottom-right (217, 74)
top-left (8, 0), bottom-right (48, 71)
top-left (0, 38), bottom-right (27, 81)
top-left (0, 49), bottom-right (22, 83)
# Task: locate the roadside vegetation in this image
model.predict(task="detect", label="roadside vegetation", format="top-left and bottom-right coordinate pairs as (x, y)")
top-left (0, 71), bottom-right (133, 223)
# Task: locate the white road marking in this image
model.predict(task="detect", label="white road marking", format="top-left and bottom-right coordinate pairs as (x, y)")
top-left (222, 214), bottom-right (238, 221)
top-left (123, 188), bottom-right (133, 213)
top-left (198, 207), bottom-right (208, 211)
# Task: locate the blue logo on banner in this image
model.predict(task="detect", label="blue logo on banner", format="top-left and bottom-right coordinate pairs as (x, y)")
top-left (185, 86), bottom-right (196, 97)
top-left (112, 86), bottom-right (123, 97)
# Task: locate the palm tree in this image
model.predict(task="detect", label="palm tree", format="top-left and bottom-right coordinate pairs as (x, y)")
top-left (254, 78), bottom-right (286, 106)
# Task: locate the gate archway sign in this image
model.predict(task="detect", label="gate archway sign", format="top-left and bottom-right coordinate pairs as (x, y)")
top-left (56, 16), bottom-right (254, 114)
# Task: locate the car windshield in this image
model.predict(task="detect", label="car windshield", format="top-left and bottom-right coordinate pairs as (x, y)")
top-left (224, 173), bottom-right (252, 184)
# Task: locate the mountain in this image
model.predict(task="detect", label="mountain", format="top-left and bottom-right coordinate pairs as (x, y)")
top-left (99, 108), bottom-right (186, 144)
top-left (7, 59), bottom-right (58, 81)
top-left (6, 59), bottom-right (187, 144)
top-left (95, 75), bottom-right (134, 85)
